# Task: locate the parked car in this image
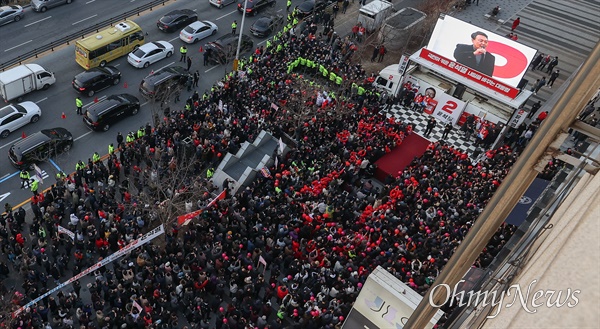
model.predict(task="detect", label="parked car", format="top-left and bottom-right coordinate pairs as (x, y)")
top-left (127, 41), bottom-right (174, 68)
top-left (250, 15), bottom-right (283, 38)
top-left (205, 34), bottom-right (254, 65)
top-left (83, 94), bottom-right (140, 132)
top-left (72, 66), bottom-right (121, 97)
top-left (8, 127), bottom-right (73, 169)
top-left (30, 0), bottom-right (73, 13)
top-left (180, 21), bottom-right (218, 44)
top-left (296, 0), bottom-right (329, 18)
top-left (157, 9), bottom-right (198, 32)
top-left (237, 0), bottom-right (276, 16)
top-left (209, 0), bottom-right (236, 8)
top-left (139, 66), bottom-right (189, 100)
top-left (0, 102), bottom-right (41, 139)
top-left (0, 5), bottom-right (24, 26)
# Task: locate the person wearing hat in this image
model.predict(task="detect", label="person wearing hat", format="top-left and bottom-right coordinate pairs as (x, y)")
top-left (30, 178), bottom-right (39, 196)
top-left (20, 169), bottom-right (30, 188)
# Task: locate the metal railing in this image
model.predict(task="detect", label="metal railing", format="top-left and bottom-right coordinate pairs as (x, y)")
top-left (0, 0), bottom-right (173, 71)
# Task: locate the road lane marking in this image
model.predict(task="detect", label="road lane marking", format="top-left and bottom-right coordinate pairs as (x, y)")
top-left (157, 61), bottom-right (175, 72)
top-left (4, 40), bottom-right (33, 52)
top-left (24, 16), bottom-right (52, 27)
top-left (0, 171), bottom-right (18, 184)
top-left (0, 137), bottom-right (21, 150)
top-left (169, 36), bottom-right (180, 42)
top-left (84, 95), bottom-right (106, 108)
top-left (205, 65), bottom-right (219, 73)
top-left (35, 97), bottom-right (48, 103)
top-left (49, 159), bottom-right (62, 172)
top-left (86, 0), bottom-right (96, 3)
top-left (72, 14), bottom-right (98, 25)
top-left (74, 131), bottom-right (92, 141)
top-left (216, 10), bottom-right (237, 20)
top-left (258, 39), bottom-right (267, 46)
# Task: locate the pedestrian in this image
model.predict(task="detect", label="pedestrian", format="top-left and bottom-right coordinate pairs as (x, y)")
top-left (536, 54), bottom-right (551, 71)
top-left (371, 46), bottom-right (379, 62)
top-left (579, 103), bottom-right (596, 121)
top-left (357, 25), bottom-right (366, 42)
top-left (187, 75), bottom-right (193, 92)
top-left (511, 17), bottom-right (520, 31)
top-left (378, 44), bottom-right (387, 62)
top-left (342, 0), bottom-right (349, 13)
top-left (528, 100), bottom-right (542, 118)
top-left (286, 0), bottom-right (291, 12)
top-left (20, 170), bottom-right (30, 189)
top-left (530, 53), bottom-right (544, 71)
top-left (193, 70), bottom-right (200, 87)
top-left (424, 117), bottom-right (437, 137)
top-left (332, 3), bottom-right (339, 18)
top-left (510, 33), bottom-right (518, 41)
top-left (548, 70), bottom-right (559, 88)
top-left (108, 143), bottom-right (115, 155)
top-left (351, 24), bottom-right (359, 40)
top-left (30, 179), bottom-right (39, 196)
top-left (530, 79), bottom-right (540, 93)
top-left (546, 56), bottom-right (559, 73)
top-left (534, 77), bottom-right (546, 94)
top-left (116, 132), bottom-right (123, 149)
top-left (231, 20), bottom-right (237, 34)
top-left (441, 122), bottom-right (453, 139)
top-left (76, 97), bottom-right (83, 115)
top-left (536, 111), bottom-right (548, 123)
top-left (180, 45), bottom-right (188, 62)
top-left (187, 56), bottom-right (192, 71)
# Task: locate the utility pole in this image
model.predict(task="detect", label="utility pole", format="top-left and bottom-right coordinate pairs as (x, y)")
top-left (234, 0), bottom-right (249, 71)
top-left (404, 42), bottom-right (600, 328)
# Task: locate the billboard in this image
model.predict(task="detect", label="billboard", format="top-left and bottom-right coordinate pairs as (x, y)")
top-left (403, 75), bottom-right (466, 125)
top-left (425, 16), bottom-right (537, 90)
top-left (342, 266), bottom-right (444, 329)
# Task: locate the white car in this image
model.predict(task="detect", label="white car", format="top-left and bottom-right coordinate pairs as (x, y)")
top-left (0, 102), bottom-right (42, 139)
top-left (127, 41), bottom-right (174, 68)
top-left (179, 21), bottom-right (218, 44)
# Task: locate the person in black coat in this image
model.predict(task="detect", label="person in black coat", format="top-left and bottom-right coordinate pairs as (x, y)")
top-left (453, 31), bottom-right (496, 77)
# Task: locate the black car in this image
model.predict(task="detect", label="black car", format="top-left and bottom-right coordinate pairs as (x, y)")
top-left (8, 128), bottom-right (73, 169)
top-left (237, 0), bottom-right (276, 16)
top-left (205, 34), bottom-right (254, 65)
top-left (72, 66), bottom-right (121, 97)
top-left (139, 66), bottom-right (190, 100)
top-left (250, 15), bottom-right (284, 37)
top-left (296, 0), bottom-right (329, 18)
top-left (83, 94), bottom-right (140, 132)
top-left (157, 9), bottom-right (198, 32)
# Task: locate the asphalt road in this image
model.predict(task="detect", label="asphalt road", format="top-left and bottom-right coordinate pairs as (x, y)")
top-left (1, 0), bottom-right (159, 56)
top-left (0, 0), bottom-right (289, 207)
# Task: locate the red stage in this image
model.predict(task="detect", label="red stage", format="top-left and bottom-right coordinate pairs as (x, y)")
top-left (374, 133), bottom-right (431, 181)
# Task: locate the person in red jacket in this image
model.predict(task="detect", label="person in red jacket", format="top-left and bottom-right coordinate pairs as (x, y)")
top-left (276, 285), bottom-right (288, 300)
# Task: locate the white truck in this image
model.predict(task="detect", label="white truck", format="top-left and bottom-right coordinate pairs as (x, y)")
top-left (373, 64), bottom-right (403, 96)
top-left (0, 64), bottom-right (56, 102)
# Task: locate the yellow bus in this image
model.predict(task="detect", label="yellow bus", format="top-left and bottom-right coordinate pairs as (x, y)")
top-left (75, 20), bottom-right (145, 69)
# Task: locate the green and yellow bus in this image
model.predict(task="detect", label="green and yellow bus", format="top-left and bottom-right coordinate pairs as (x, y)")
top-left (75, 20), bottom-right (145, 69)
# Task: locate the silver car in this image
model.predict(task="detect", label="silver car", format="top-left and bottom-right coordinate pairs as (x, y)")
top-left (0, 5), bottom-right (24, 26)
top-left (209, 0), bottom-right (236, 8)
top-left (31, 0), bottom-right (73, 13)
top-left (0, 102), bottom-right (42, 139)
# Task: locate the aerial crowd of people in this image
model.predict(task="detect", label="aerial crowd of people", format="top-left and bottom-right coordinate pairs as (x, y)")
top-left (0, 9), bottom-right (568, 329)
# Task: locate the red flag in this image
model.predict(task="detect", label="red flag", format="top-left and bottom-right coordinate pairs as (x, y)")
top-left (205, 190), bottom-right (227, 209)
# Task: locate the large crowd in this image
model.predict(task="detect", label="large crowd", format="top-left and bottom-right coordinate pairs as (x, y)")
top-left (0, 10), bottom-right (566, 329)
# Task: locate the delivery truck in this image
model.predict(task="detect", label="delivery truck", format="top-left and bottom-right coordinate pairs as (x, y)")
top-left (0, 64), bottom-right (56, 102)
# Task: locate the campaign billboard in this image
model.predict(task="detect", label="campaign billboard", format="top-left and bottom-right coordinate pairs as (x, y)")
top-left (425, 15), bottom-right (537, 90)
top-left (403, 75), bottom-right (467, 124)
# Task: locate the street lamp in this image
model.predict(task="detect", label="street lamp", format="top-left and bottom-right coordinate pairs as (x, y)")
top-left (234, 0), bottom-right (249, 71)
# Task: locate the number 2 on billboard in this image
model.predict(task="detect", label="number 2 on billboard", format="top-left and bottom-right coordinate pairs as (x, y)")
top-left (442, 101), bottom-right (458, 114)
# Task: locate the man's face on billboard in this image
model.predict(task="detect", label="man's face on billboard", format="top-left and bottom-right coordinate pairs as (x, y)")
top-left (472, 35), bottom-right (488, 49)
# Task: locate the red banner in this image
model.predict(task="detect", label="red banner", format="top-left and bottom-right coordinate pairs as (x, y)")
top-left (177, 189), bottom-right (227, 226)
top-left (419, 48), bottom-right (519, 99)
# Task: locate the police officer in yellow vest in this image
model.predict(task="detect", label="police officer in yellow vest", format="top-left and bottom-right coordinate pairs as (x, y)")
top-left (92, 152), bottom-right (100, 163)
top-left (137, 127), bottom-right (145, 139)
top-left (286, 0), bottom-right (291, 12)
top-left (30, 179), bottom-right (39, 196)
top-left (206, 167), bottom-right (214, 178)
top-left (179, 45), bottom-right (188, 62)
top-left (108, 143), bottom-right (115, 155)
top-left (76, 160), bottom-right (86, 171)
top-left (231, 20), bottom-right (238, 34)
top-left (20, 170), bottom-right (30, 189)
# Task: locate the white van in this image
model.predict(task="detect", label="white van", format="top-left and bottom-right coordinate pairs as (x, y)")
top-left (31, 0), bottom-right (73, 12)
top-left (373, 64), bottom-right (403, 95)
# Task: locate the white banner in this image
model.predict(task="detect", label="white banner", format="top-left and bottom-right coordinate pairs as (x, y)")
top-left (508, 108), bottom-right (527, 128)
top-left (13, 224), bottom-right (165, 318)
top-left (57, 225), bottom-right (75, 241)
top-left (403, 75), bottom-right (467, 125)
top-left (34, 164), bottom-right (43, 185)
top-left (398, 55), bottom-right (409, 76)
